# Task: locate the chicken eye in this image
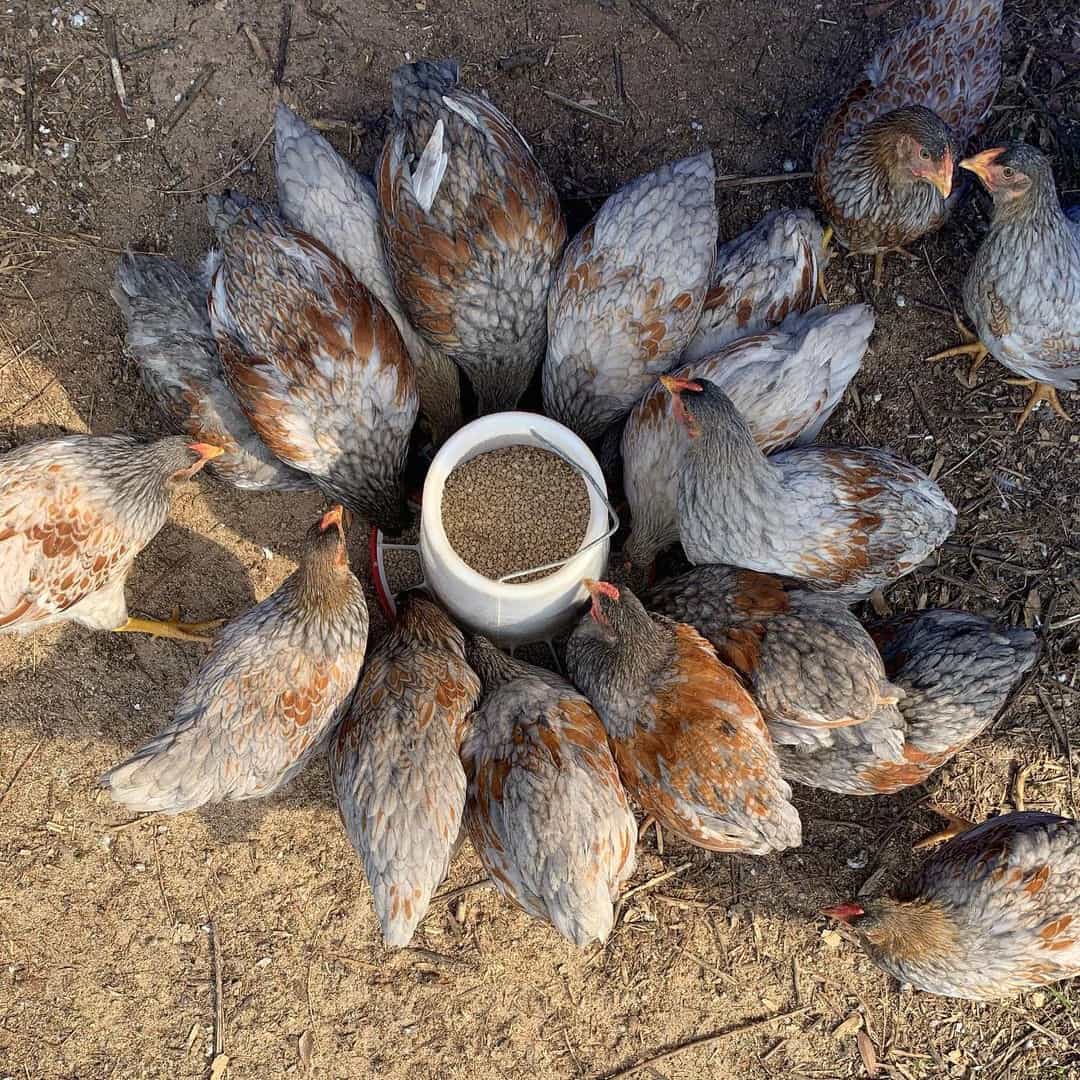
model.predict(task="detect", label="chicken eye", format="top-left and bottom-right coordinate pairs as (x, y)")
top-left (919, 148), bottom-right (931, 161)
top-left (1001, 166), bottom-right (1015, 179)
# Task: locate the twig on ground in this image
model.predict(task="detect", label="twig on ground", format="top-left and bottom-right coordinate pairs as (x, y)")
top-left (613, 46), bottom-right (626, 102)
top-left (715, 171), bottom-right (812, 188)
top-left (539, 88), bottom-right (623, 125)
top-left (22, 51), bottom-right (34, 158)
top-left (626, 0), bottom-right (689, 53)
top-left (432, 878), bottom-right (493, 906)
top-left (0, 738), bottom-right (45, 806)
top-left (209, 919), bottom-right (225, 1058)
top-left (162, 125), bottom-right (273, 194)
top-left (240, 23), bottom-right (272, 70)
top-left (103, 15), bottom-right (129, 110)
top-left (274, 1), bottom-right (294, 86)
top-left (161, 66), bottom-right (215, 137)
top-left (597, 1006), bottom-right (812, 1080)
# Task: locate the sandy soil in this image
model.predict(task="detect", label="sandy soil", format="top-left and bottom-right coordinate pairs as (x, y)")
top-left (2, 1), bottom-right (1079, 1078)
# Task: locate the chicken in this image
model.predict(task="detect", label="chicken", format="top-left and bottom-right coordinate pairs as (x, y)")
top-left (207, 194), bottom-right (418, 532)
top-left (823, 812), bottom-right (1080, 999)
top-left (328, 591), bottom-right (480, 948)
top-left (101, 506), bottom-right (368, 813)
top-left (274, 103), bottom-right (463, 444)
top-left (663, 377), bottom-right (955, 599)
top-left (642, 566), bottom-right (900, 743)
top-left (565, 580), bottom-right (801, 855)
top-left (682, 209), bottom-right (825, 364)
top-left (622, 304), bottom-right (872, 572)
top-left (112, 253), bottom-right (314, 493)
top-left (543, 153), bottom-right (717, 440)
top-left (927, 144), bottom-right (1080, 429)
top-left (461, 635), bottom-right (636, 946)
top-left (814, 0), bottom-right (1002, 285)
top-left (0, 434), bottom-right (222, 642)
top-left (377, 59), bottom-right (566, 414)
top-left (775, 609), bottom-right (1038, 796)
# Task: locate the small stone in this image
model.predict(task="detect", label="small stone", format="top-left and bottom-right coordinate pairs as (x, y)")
top-left (782, 158), bottom-right (797, 172)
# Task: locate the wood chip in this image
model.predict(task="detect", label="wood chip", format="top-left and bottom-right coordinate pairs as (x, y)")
top-left (832, 1012), bottom-right (863, 1040)
top-left (298, 1030), bottom-right (313, 1072)
top-left (209, 1054), bottom-right (229, 1080)
top-left (857, 1029), bottom-right (879, 1077)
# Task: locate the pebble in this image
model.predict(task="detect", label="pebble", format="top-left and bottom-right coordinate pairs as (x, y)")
top-left (441, 445), bottom-right (590, 583)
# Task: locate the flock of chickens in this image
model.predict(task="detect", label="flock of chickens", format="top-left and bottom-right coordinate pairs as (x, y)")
top-left (2, 0), bottom-right (1079, 1004)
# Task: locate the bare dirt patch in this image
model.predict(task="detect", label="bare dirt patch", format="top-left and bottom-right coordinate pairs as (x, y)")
top-left (1, 1), bottom-right (1078, 1078)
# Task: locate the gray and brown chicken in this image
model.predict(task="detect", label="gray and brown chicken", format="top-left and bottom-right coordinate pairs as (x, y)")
top-left (622, 304), bottom-right (872, 572)
top-left (377, 60), bottom-right (566, 414)
top-left (275, 103), bottom-right (463, 444)
top-left (824, 811), bottom-right (1080, 999)
top-left (776, 609), bottom-right (1037, 795)
top-left (566, 580), bottom-right (801, 856)
top-left (112, 253), bottom-right (314, 492)
top-left (1, 434), bottom-right (222, 641)
top-left (543, 153), bottom-right (717, 440)
top-left (664, 377), bottom-right (955, 599)
top-left (928, 143), bottom-right (1080, 429)
top-left (682, 208), bottom-right (826, 364)
top-left (815, 0), bottom-right (1003, 284)
top-left (328, 591), bottom-right (480, 948)
top-left (101, 506), bottom-right (369, 813)
top-left (642, 566), bottom-right (900, 746)
top-left (462, 635), bottom-right (636, 947)
top-left (207, 194), bottom-right (418, 532)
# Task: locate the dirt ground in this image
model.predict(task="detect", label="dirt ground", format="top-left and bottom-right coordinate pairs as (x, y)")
top-left (2, 1), bottom-right (1079, 1078)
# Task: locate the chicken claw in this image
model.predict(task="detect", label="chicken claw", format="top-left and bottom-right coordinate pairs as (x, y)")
top-left (1005, 379), bottom-right (1072, 430)
top-left (925, 314), bottom-right (989, 387)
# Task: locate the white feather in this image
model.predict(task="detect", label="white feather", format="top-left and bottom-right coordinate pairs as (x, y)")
top-left (411, 118), bottom-right (448, 213)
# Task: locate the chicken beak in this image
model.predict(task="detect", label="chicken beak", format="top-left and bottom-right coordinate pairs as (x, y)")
top-left (930, 150), bottom-right (954, 200)
top-left (959, 147), bottom-right (1005, 191)
top-left (319, 504), bottom-right (345, 535)
top-left (659, 375), bottom-right (702, 397)
top-left (821, 902), bottom-right (864, 924)
top-left (185, 442), bottom-right (224, 477)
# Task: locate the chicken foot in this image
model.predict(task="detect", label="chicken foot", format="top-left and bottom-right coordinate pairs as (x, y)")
top-left (925, 314), bottom-right (989, 387)
top-left (1004, 379), bottom-right (1072, 431)
top-left (913, 804), bottom-right (975, 850)
top-left (113, 607), bottom-right (223, 644)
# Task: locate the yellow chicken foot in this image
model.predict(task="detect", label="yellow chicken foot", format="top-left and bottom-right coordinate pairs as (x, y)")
top-left (113, 608), bottom-right (223, 643)
top-left (1005, 379), bottom-right (1072, 430)
top-left (817, 225), bottom-right (832, 302)
top-left (913, 805), bottom-right (975, 850)
top-left (925, 315), bottom-right (990, 387)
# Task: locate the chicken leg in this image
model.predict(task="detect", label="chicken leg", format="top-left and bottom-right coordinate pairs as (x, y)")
top-left (1005, 379), bottom-right (1072, 431)
top-left (913, 804), bottom-right (975, 850)
top-left (925, 314), bottom-right (989, 387)
top-left (818, 226), bottom-right (833, 302)
top-left (112, 607), bottom-right (223, 644)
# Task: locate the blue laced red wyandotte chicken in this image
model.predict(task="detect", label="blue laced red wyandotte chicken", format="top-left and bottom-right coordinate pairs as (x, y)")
top-left (824, 811), bottom-right (1080, 999)
top-left (814, 0), bottom-right (1003, 287)
top-left (927, 143), bottom-right (1080, 429)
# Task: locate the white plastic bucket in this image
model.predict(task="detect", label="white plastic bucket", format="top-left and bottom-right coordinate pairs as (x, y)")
top-left (417, 411), bottom-right (611, 645)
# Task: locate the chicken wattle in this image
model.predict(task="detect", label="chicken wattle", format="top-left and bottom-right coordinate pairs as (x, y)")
top-left (566, 580), bottom-right (801, 855)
